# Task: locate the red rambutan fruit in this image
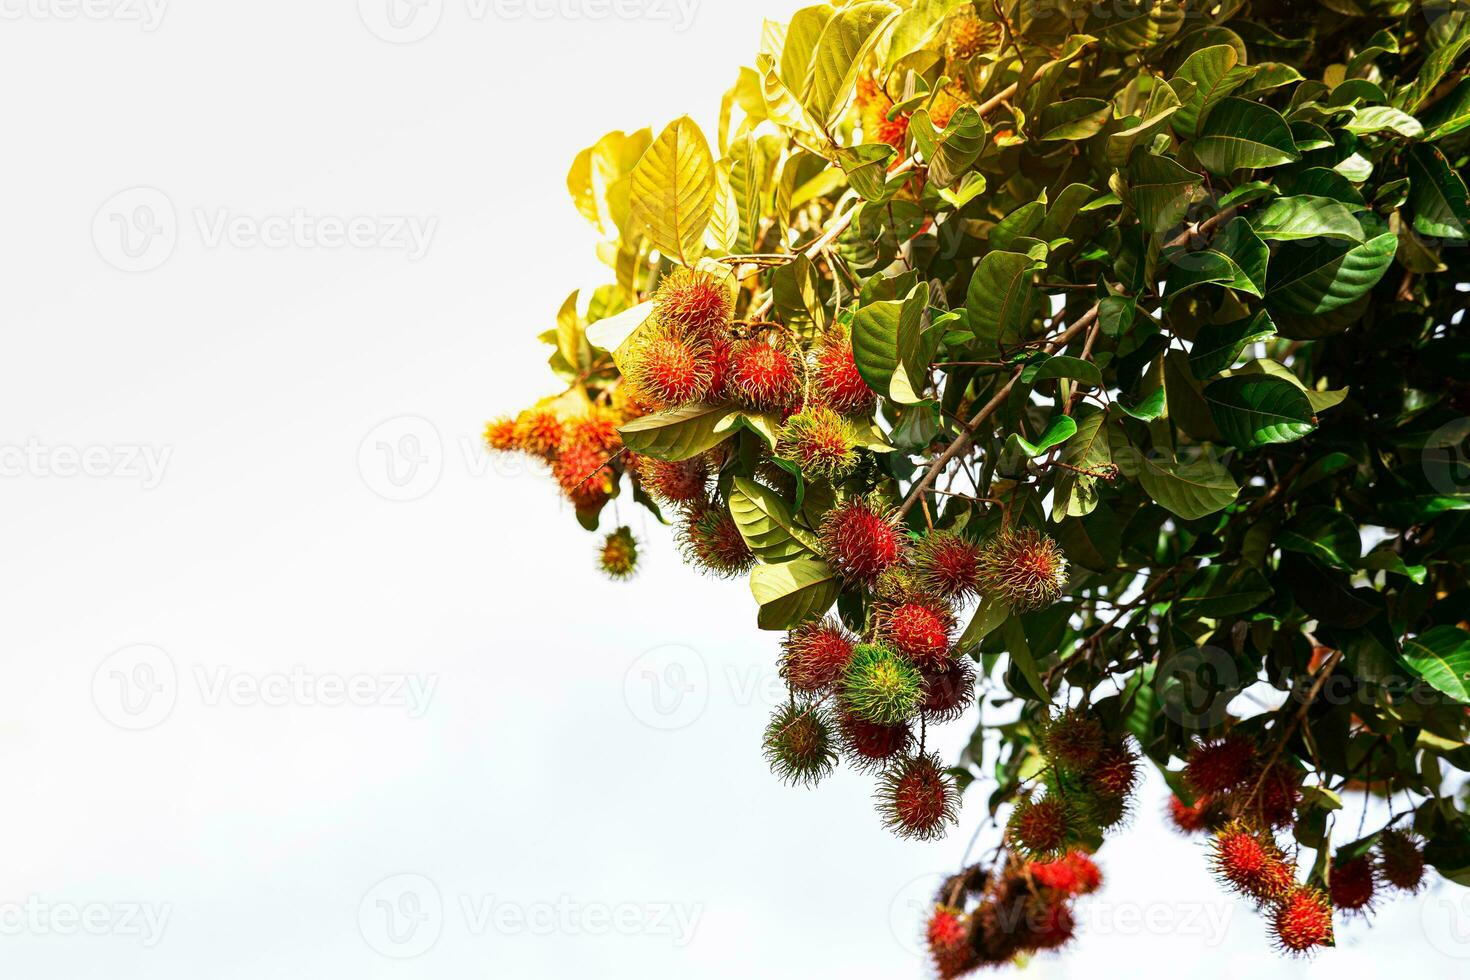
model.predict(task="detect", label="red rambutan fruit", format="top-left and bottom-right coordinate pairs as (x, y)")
top-left (552, 438), bottom-right (614, 508)
top-left (882, 602), bottom-right (954, 670)
top-left (836, 711), bottom-right (913, 771)
top-left (597, 526), bottom-right (638, 580)
top-left (921, 658), bottom-right (976, 723)
top-left (977, 527), bottom-right (1068, 612)
top-left (1090, 740), bottom-right (1142, 801)
top-left (1256, 762), bottom-right (1303, 830)
top-left (857, 76), bottom-right (909, 149)
top-left (1008, 795), bottom-right (1076, 860)
top-left (627, 321), bottom-right (713, 408)
top-left (926, 905), bottom-right (977, 980)
top-left (653, 267), bottom-right (734, 337)
top-left (1377, 829), bottom-right (1427, 893)
top-left (1039, 709), bottom-right (1105, 772)
top-left (726, 336), bottom-right (801, 411)
top-left (1272, 887), bottom-right (1334, 955)
top-left (839, 643), bottom-right (925, 726)
top-left (676, 501), bottom-right (755, 578)
top-left (1030, 850), bottom-right (1103, 897)
top-left (775, 405), bottom-right (859, 479)
top-left (1167, 793), bottom-right (1218, 835)
top-left (913, 529), bottom-right (983, 601)
top-left (819, 496), bottom-right (906, 585)
top-left (637, 454), bottom-right (711, 506)
top-left (567, 408), bottom-right (623, 458)
top-left (1185, 734), bottom-right (1258, 795)
top-left (513, 408), bottom-right (565, 458)
top-left (1017, 894), bottom-right (1076, 953)
top-left (1211, 823), bottom-right (1296, 903)
top-left (1329, 854), bottom-right (1377, 915)
top-left (763, 702), bottom-right (838, 787)
top-left (878, 752), bottom-right (959, 841)
top-left (781, 619), bottom-right (856, 693)
top-left (708, 336), bottom-right (732, 400)
top-left (810, 331), bottom-right (878, 416)
top-left (483, 416), bottom-right (519, 453)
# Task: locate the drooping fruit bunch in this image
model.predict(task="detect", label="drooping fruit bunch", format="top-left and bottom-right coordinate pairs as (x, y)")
top-left (491, 1), bottom-right (1469, 969)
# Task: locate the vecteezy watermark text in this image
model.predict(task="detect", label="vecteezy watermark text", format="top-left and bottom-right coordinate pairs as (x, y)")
top-left (0, 0), bottom-right (167, 30)
top-left (0, 439), bottom-right (171, 489)
top-left (358, 0), bottom-right (699, 44)
top-left (0, 897), bottom-right (171, 947)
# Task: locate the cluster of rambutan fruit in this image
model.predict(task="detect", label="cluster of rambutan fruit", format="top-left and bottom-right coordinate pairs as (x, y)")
top-left (1163, 731), bottom-right (1430, 955)
top-left (926, 849), bottom-right (1102, 977)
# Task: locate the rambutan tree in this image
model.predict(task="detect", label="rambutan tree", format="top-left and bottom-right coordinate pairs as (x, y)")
top-left (489, 0), bottom-right (1470, 968)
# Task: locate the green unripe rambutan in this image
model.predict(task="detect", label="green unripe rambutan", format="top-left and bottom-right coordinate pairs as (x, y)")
top-left (912, 528), bottom-right (983, 601)
top-left (1007, 794), bottom-right (1079, 860)
top-left (977, 527), bottom-right (1069, 612)
top-left (1038, 709), bottom-right (1105, 772)
top-left (775, 405), bottom-right (859, 479)
top-left (598, 526), bottom-right (639, 580)
top-left (838, 643), bottom-right (925, 726)
top-left (763, 703), bottom-right (838, 787)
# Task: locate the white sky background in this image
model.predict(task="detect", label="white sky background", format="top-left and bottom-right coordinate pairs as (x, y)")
top-left (0, 0), bottom-right (1465, 976)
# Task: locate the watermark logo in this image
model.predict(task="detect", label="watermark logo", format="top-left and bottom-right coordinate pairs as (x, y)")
top-left (623, 644), bottom-right (709, 731)
top-left (359, 874), bottom-right (444, 959)
top-left (0, 897), bottom-right (172, 947)
top-left (0, 439), bottom-right (172, 488)
top-left (92, 644), bottom-right (178, 731)
top-left (1423, 887), bottom-right (1470, 959)
top-left (889, 872), bottom-right (947, 957)
top-left (359, 0), bottom-right (699, 43)
top-left (93, 187), bottom-right (177, 273)
top-left (358, 416), bottom-right (445, 503)
top-left (1156, 644), bottom-right (1241, 730)
top-left (358, 0), bottom-right (444, 42)
top-left (0, 0), bottom-right (168, 30)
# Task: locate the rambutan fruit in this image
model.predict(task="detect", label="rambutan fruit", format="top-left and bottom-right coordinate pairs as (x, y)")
top-left (514, 408), bottom-right (565, 458)
top-left (1272, 887), bottom-right (1334, 955)
top-left (810, 331), bottom-right (878, 416)
top-left (1329, 855), bottom-right (1377, 915)
top-left (1016, 894), bottom-right (1076, 953)
top-left (927, 905), bottom-right (977, 980)
top-left (653, 267), bottom-right (734, 337)
top-left (597, 526), bottom-right (638, 580)
top-left (945, 10), bottom-right (1000, 61)
top-left (676, 501), bottom-right (755, 578)
top-left (1167, 793), bottom-right (1218, 835)
top-left (552, 438), bottom-right (614, 508)
top-left (1030, 850), bottom-right (1103, 897)
top-left (726, 336), bottom-right (801, 411)
top-left (1211, 823), bottom-right (1296, 903)
top-left (977, 527), bottom-right (1068, 612)
top-left (1185, 734), bottom-right (1258, 795)
top-left (874, 563), bottom-right (924, 604)
top-left (857, 76), bottom-right (909, 149)
top-left (781, 619), bottom-right (856, 693)
top-left (1038, 710), bottom-right (1105, 772)
top-left (921, 658), bottom-right (976, 723)
top-left (877, 752), bottom-right (959, 841)
top-left (763, 702), bottom-right (838, 787)
top-left (708, 336), bottom-right (732, 400)
top-left (1256, 762), bottom-right (1303, 830)
top-left (838, 643), bottom-right (924, 726)
top-left (1008, 795), bottom-right (1077, 860)
top-left (881, 601), bottom-right (954, 670)
top-left (626, 321), bottom-right (713, 408)
top-left (1377, 829), bottom-right (1427, 893)
top-left (637, 454), bottom-right (711, 506)
top-left (819, 496), bottom-right (906, 585)
top-left (775, 405), bottom-right (859, 479)
top-left (913, 529), bottom-right (983, 601)
top-left (567, 408), bottom-right (623, 457)
top-left (1089, 740), bottom-right (1142, 801)
top-left (836, 711), bottom-right (913, 771)
top-left (483, 416), bottom-right (519, 453)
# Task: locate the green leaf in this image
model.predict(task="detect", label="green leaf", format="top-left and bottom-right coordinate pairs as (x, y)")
top-left (1037, 98), bottom-right (1112, 141)
top-left (1266, 232), bottom-right (1398, 316)
top-left (1248, 195), bottom-right (1367, 243)
top-left (957, 596), bottom-right (1008, 652)
top-left (618, 404), bottom-right (740, 461)
top-left (1002, 615), bottom-right (1049, 701)
top-left (1280, 506), bottom-right (1363, 571)
top-left (750, 558), bottom-right (841, 630)
top-left (1175, 566), bottom-right (1274, 618)
top-left (1126, 150), bottom-right (1202, 234)
top-left (1171, 44), bottom-right (1254, 138)
top-left (1088, 0), bottom-right (1184, 52)
top-left (1402, 626), bottom-right (1470, 704)
top-left (729, 477), bottom-right (821, 562)
top-left (1193, 97), bottom-right (1300, 175)
top-left (1164, 218), bottom-right (1268, 297)
top-left (1135, 450), bottom-right (1240, 520)
top-left (911, 105), bottom-right (986, 187)
top-left (851, 282), bottom-right (934, 403)
top-left (1408, 144), bottom-right (1470, 241)
top-left (1008, 416), bottom-right (1078, 458)
top-left (1344, 104), bottom-right (1423, 137)
top-left (1022, 356), bottom-right (1104, 387)
top-left (629, 116), bottom-right (717, 266)
top-left (1053, 405), bottom-right (1112, 519)
top-left (837, 142), bottom-right (900, 201)
top-left (1204, 374), bottom-right (1317, 448)
top-left (804, 1), bottom-right (901, 130)
top-left (1189, 310), bottom-right (1276, 379)
top-left (966, 251), bottom-right (1039, 350)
